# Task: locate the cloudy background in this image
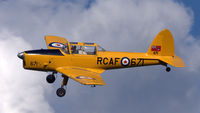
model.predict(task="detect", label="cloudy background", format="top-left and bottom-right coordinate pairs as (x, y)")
top-left (0, 0), bottom-right (200, 113)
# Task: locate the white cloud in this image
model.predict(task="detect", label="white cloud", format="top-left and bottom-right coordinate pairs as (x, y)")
top-left (0, 30), bottom-right (54, 113)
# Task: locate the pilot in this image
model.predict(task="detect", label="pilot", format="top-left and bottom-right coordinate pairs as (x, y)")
top-left (71, 45), bottom-right (77, 54)
top-left (61, 46), bottom-right (67, 53)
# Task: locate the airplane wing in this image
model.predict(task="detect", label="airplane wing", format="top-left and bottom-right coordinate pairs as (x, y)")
top-left (45, 36), bottom-right (69, 49)
top-left (56, 67), bottom-right (105, 85)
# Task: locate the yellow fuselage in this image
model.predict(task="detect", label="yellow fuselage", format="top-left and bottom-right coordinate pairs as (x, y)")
top-left (23, 50), bottom-right (160, 72)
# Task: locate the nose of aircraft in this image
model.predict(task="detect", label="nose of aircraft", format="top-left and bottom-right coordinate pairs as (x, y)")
top-left (17, 52), bottom-right (24, 60)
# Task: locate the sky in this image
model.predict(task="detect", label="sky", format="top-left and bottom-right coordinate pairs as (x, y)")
top-left (177, 0), bottom-right (200, 37)
top-left (0, 0), bottom-right (200, 113)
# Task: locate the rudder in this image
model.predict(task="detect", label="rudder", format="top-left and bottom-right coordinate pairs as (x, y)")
top-left (147, 29), bottom-right (175, 56)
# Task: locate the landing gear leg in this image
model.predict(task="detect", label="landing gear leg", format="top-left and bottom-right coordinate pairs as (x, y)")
top-left (56, 75), bottom-right (69, 97)
top-left (163, 63), bottom-right (171, 72)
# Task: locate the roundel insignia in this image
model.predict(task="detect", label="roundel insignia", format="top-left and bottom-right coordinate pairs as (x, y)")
top-left (76, 76), bottom-right (95, 80)
top-left (49, 42), bottom-right (65, 48)
top-left (121, 57), bottom-right (130, 66)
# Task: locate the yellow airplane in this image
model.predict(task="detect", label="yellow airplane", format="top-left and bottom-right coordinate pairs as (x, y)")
top-left (18, 29), bottom-right (184, 97)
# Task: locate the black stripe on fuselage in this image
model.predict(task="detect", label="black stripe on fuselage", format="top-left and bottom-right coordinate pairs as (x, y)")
top-left (25, 49), bottom-right (64, 56)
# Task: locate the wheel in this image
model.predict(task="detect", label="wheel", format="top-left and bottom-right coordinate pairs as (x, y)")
top-left (166, 67), bottom-right (171, 72)
top-left (56, 87), bottom-right (66, 97)
top-left (46, 74), bottom-right (55, 83)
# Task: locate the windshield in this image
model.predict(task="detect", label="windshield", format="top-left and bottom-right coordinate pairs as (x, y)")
top-left (60, 43), bottom-right (69, 54)
top-left (98, 45), bottom-right (106, 51)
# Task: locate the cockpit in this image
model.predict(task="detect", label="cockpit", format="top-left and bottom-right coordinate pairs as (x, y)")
top-left (24, 42), bottom-right (105, 56)
top-left (61, 42), bottom-right (106, 55)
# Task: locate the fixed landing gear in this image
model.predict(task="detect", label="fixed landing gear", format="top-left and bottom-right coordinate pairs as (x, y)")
top-left (46, 72), bottom-right (69, 97)
top-left (46, 72), bottom-right (56, 83)
top-left (166, 67), bottom-right (171, 72)
top-left (56, 87), bottom-right (66, 97)
top-left (163, 63), bottom-right (171, 72)
top-left (56, 75), bottom-right (69, 97)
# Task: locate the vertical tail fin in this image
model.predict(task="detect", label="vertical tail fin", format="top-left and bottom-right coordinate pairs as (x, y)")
top-left (147, 29), bottom-right (175, 56)
top-left (147, 29), bottom-right (185, 67)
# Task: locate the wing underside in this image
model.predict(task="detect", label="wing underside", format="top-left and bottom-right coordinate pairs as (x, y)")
top-left (56, 67), bottom-right (105, 85)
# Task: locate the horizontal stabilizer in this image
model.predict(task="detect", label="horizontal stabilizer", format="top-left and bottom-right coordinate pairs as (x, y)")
top-left (159, 55), bottom-right (185, 67)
